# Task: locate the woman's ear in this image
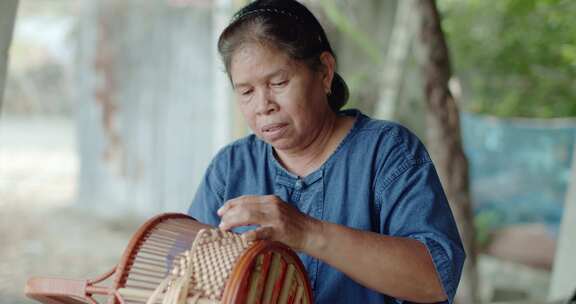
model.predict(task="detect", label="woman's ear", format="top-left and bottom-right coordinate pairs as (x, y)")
top-left (319, 52), bottom-right (336, 94)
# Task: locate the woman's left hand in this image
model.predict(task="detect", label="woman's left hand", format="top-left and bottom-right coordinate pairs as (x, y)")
top-left (217, 195), bottom-right (322, 252)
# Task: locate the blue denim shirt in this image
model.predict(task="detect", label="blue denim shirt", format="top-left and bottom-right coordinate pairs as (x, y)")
top-left (188, 109), bottom-right (465, 303)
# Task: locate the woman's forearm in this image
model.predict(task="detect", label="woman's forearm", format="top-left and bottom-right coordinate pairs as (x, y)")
top-left (304, 220), bottom-right (447, 303)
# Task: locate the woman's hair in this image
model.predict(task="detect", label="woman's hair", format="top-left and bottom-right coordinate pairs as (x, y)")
top-left (218, 0), bottom-right (349, 112)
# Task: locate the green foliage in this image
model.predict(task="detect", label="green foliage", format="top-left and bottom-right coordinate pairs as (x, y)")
top-left (440, 0), bottom-right (576, 118)
top-left (318, 0), bottom-right (383, 66)
top-left (474, 210), bottom-right (504, 250)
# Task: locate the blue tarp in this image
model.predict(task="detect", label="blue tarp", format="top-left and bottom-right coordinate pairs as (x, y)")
top-left (461, 112), bottom-right (576, 236)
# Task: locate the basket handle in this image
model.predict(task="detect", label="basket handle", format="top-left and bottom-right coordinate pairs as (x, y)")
top-left (25, 267), bottom-right (117, 304)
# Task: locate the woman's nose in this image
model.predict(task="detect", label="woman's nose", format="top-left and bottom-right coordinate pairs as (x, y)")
top-left (254, 89), bottom-right (278, 115)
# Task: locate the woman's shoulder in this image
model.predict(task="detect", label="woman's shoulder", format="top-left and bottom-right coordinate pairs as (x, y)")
top-left (210, 134), bottom-right (268, 166)
top-left (342, 109), bottom-right (413, 136)
top-left (349, 110), bottom-right (410, 135)
top-left (345, 109), bottom-right (431, 165)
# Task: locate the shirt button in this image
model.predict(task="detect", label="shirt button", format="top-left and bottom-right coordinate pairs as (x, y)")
top-left (295, 179), bottom-right (303, 189)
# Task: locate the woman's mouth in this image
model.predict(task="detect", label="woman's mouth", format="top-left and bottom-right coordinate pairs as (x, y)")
top-left (261, 123), bottom-right (288, 141)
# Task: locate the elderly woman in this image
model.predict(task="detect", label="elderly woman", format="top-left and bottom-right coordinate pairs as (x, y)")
top-left (188, 0), bottom-right (465, 303)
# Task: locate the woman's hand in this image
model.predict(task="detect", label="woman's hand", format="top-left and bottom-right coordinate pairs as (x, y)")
top-left (217, 195), bottom-right (447, 302)
top-left (217, 195), bottom-right (323, 252)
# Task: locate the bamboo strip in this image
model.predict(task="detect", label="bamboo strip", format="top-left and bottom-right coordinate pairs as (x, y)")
top-left (131, 258), bottom-right (167, 269)
top-left (141, 240), bottom-right (171, 251)
top-left (164, 219), bottom-right (201, 230)
top-left (136, 252), bottom-right (166, 263)
top-left (124, 283), bottom-right (156, 291)
top-left (130, 262), bottom-right (167, 273)
top-left (294, 284), bottom-right (304, 304)
top-left (262, 253), bottom-right (282, 303)
top-left (245, 254), bottom-right (263, 304)
top-left (157, 222), bottom-right (200, 234)
top-left (142, 240), bottom-right (174, 251)
top-left (144, 234), bottom-right (175, 245)
top-left (129, 271), bottom-right (165, 281)
top-left (147, 231), bottom-right (178, 241)
top-left (127, 273), bottom-right (163, 285)
top-left (142, 240), bottom-right (174, 252)
top-left (154, 226), bottom-right (183, 236)
top-left (133, 257), bottom-right (166, 268)
top-left (125, 277), bottom-right (162, 288)
top-left (139, 247), bottom-right (169, 257)
top-left (270, 255), bottom-right (288, 303)
top-left (250, 252), bottom-right (273, 304)
top-left (278, 265), bottom-right (296, 304)
top-left (118, 288), bottom-right (219, 304)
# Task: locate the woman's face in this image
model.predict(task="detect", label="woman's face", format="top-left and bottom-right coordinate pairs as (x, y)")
top-left (229, 43), bottom-right (334, 153)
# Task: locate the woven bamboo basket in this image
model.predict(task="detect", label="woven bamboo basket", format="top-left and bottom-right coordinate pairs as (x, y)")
top-left (25, 213), bottom-right (313, 304)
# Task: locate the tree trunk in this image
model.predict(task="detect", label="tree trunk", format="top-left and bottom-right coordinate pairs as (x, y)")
top-left (76, 0), bottom-right (230, 216)
top-left (0, 0), bottom-right (19, 116)
top-left (549, 142), bottom-right (576, 301)
top-left (375, 0), bottom-right (416, 120)
top-left (415, 1), bottom-right (479, 303)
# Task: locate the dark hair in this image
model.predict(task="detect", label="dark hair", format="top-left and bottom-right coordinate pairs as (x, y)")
top-left (218, 0), bottom-right (349, 112)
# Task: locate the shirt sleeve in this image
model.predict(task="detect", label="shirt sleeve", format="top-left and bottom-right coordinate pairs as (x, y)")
top-left (187, 158), bottom-right (226, 227)
top-left (376, 160), bottom-right (466, 304)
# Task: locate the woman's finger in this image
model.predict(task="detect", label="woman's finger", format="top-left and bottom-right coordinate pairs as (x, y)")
top-left (217, 195), bottom-right (267, 216)
top-left (217, 196), bottom-right (242, 216)
top-left (242, 226), bottom-right (274, 242)
top-left (218, 202), bottom-right (269, 230)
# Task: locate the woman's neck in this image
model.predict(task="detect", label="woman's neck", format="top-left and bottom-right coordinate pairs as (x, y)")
top-left (274, 113), bottom-right (355, 177)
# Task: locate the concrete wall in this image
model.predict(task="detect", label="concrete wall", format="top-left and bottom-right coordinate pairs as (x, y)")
top-left (76, 0), bottom-right (233, 217)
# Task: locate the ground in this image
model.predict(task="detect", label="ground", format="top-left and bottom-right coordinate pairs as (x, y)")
top-left (0, 116), bottom-right (142, 303)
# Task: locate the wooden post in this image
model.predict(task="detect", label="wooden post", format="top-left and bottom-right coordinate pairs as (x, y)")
top-left (415, 1), bottom-right (479, 303)
top-left (212, 0), bottom-right (234, 151)
top-left (549, 142), bottom-right (576, 301)
top-left (375, 0), bottom-right (416, 120)
top-left (0, 0), bottom-right (19, 115)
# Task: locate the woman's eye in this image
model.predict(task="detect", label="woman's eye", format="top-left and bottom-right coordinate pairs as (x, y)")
top-left (271, 80), bottom-right (288, 87)
top-left (240, 89), bottom-right (253, 96)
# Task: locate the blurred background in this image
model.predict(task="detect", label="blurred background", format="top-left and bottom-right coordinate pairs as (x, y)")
top-left (0, 0), bottom-right (575, 303)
